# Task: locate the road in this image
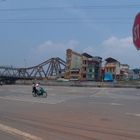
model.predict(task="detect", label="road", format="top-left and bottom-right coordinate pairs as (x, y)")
top-left (0, 85), bottom-right (140, 140)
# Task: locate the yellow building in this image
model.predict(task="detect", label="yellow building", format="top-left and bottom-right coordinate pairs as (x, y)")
top-left (65, 49), bottom-right (102, 81)
top-left (65, 49), bottom-right (82, 80)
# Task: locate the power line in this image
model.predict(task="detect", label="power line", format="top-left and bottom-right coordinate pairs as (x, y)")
top-left (0, 21), bottom-right (132, 24)
top-left (0, 5), bottom-right (139, 11)
top-left (0, 17), bottom-right (133, 24)
top-left (0, 17), bottom-right (132, 20)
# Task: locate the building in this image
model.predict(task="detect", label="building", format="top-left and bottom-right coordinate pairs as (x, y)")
top-left (65, 49), bottom-right (82, 80)
top-left (120, 64), bottom-right (129, 80)
top-left (65, 49), bottom-right (102, 81)
top-left (104, 57), bottom-right (121, 80)
top-left (82, 53), bottom-right (102, 81)
top-left (128, 68), bottom-right (140, 80)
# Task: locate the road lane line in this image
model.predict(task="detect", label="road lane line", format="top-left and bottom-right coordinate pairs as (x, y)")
top-left (0, 96), bottom-right (65, 104)
top-left (110, 103), bottom-right (123, 106)
top-left (125, 113), bottom-right (140, 117)
top-left (0, 123), bottom-right (42, 140)
top-left (0, 97), bottom-right (47, 104)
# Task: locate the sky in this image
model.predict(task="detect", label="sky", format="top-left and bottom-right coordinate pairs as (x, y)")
top-left (0, 0), bottom-right (140, 68)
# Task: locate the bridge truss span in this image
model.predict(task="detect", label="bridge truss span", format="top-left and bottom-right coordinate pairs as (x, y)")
top-left (0, 57), bottom-right (66, 80)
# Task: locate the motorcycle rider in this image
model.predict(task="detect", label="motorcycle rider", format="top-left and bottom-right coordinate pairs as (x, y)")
top-left (32, 82), bottom-right (37, 95)
top-left (32, 82), bottom-right (47, 97)
top-left (35, 82), bottom-right (40, 95)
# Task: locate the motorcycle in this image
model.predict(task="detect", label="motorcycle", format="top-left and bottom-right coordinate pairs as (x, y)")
top-left (32, 87), bottom-right (47, 98)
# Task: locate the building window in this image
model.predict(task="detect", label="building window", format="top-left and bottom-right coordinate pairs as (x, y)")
top-left (83, 74), bottom-right (86, 78)
top-left (83, 60), bottom-right (87, 64)
top-left (89, 68), bottom-right (92, 73)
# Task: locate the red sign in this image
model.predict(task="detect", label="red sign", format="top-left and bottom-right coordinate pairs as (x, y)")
top-left (133, 12), bottom-right (140, 50)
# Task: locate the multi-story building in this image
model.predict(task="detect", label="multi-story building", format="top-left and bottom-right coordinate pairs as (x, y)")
top-left (120, 64), bottom-right (129, 80)
top-left (104, 57), bottom-right (121, 80)
top-left (65, 49), bottom-right (82, 80)
top-left (128, 68), bottom-right (140, 80)
top-left (103, 58), bottom-right (132, 81)
top-left (65, 49), bottom-right (102, 81)
top-left (82, 53), bottom-right (102, 81)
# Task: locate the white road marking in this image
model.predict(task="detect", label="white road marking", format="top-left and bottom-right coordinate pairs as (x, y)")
top-left (89, 101), bottom-right (124, 106)
top-left (0, 96), bottom-right (65, 104)
top-left (0, 123), bottom-right (42, 140)
top-left (125, 113), bottom-right (140, 117)
top-left (0, 97), bottom-right (47, 104)
top-left (110, 103), bottom-right (123, 106)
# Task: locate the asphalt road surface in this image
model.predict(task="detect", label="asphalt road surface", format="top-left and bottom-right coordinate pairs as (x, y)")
top-left (0, 85), bottom-right (140, 140)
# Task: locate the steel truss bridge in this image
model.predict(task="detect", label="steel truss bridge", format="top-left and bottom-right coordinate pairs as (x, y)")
top-left (0, 57), bottom-right (66, 83)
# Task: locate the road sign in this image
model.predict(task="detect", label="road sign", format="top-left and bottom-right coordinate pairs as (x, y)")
top-left (133, 12), bottom-right (140, 50)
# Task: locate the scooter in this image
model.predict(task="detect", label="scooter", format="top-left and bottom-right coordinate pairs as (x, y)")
top-left (32, 87), bottom-right (47, 98)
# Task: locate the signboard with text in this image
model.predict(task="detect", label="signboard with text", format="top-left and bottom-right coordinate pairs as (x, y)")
top-left (133, 12), bottom-right (140, 50)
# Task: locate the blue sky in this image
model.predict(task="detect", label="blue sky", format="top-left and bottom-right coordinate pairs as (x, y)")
top-left (0, 0), bottom-right (140, 68)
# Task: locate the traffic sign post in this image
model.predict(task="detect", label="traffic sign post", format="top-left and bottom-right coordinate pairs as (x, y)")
top-left (133, 12), bottom-right (140, 50)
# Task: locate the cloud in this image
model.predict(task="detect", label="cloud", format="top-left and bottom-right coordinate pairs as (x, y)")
top-left (83, 36), bottom-right (140, 68)
top-left (36, 40), bottom-right (79, 56)
top-left (28, 37), bottom-right (140, 68)
top-left (101, 36), bottom-right (133, 56)
top-left (99, 36), bottom-right (140, 68)
top-left (28, 40), bottom-right (79, 65)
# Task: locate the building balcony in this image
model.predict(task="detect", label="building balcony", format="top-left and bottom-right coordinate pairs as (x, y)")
top-left (105, 65), bottom-right (116, 68)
